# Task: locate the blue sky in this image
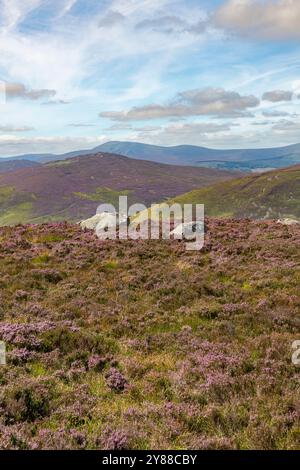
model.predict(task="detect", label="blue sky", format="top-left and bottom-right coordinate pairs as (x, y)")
top-left (0, 0), bottom-right (300, 156)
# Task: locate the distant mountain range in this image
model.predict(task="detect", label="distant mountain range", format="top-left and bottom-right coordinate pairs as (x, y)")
top-left (169, 164), bottom-right (300, 220)
top-left (0, 152), bottom-right (234, 226)
top-left (1, 141), bottom-right (300, 172)
top-left (98, 142), bottom-right (300, 171)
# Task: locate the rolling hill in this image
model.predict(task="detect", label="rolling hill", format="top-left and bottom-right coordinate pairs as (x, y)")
top-left (168, 164), bottom-right (300, 220)
top-left (0, 159), bottom-right (40, 174)
top-left (1, 141), bottom-right (300, 172)
top-left (0, 152), bottom-right (235, 226)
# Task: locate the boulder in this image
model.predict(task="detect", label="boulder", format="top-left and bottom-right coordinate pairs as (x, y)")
top-left (171, 221), bottom-right (205, 239)
top-left (276, 218), bottom-right (299, 226)
top-left (80, 213), bottom-right (108, 230)
top-left (80, 212), bottom-right (128, 231)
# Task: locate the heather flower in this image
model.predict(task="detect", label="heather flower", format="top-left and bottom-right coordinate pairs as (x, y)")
top-left (70, 429), bottom-right (87, 448)
top-left (9, 348), bottom-right (34, 365)
top-left (66, 366), bottom-right (86, 381)
top-left (105, 368), bottom-right (127, 392)
top-left (32, 428), bottom-right (72, 450)
top-left (0, 424), bottom-right (32, 450)
top-left (0, 321), bottom-right (57, 350)
top-left (88, 355), bottom-right (108, 371)
top-left (98, 428), bottom-right (130, 450)
top-left (189, 436), bottom-right (236, 450)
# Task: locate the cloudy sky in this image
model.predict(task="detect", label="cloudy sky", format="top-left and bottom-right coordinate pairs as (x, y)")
top-left (0, 0), bottom-right (300, 156)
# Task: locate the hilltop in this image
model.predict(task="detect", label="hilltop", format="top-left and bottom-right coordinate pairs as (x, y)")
top-left (0, 152), bottom-right (234, 226)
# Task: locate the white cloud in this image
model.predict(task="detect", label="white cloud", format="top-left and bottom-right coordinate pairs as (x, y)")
top-left (135, 14), bottom-right (208, 35)
top-left (262, 109), bottom-right (290, 117)
top-left (0, 124), bottom-right (34, 132)
top-left (98, 11), bottom-right (125, 28)
top-left (117, 120), bottom-right (242, 147)
top-left (0, 0), bottom-right (209, 104)
top-left (0, 0), bottom-right (300, 154)
top-left (152, 121), bottom-right (233, 136)
top-left (58, 0), bottom-right (78, 18)
top-left (272, 119), bottom-right (300, 131)
top-left (0, 0), bottom-right (43, 32)
top-left (214, 0), bottom-right (300, 40)
top-left (262, 90), bottom-right (293, 102)
top-left (68, 123), bottom-right (96, 128)
top-left (0, 135), bottom-right (108, 157)
top-left (5, 82), bottom-right (56, 100)
top-left (41, 99), bottom-right (70, 106)
top-left (100, 88), bottom-right (260, 121)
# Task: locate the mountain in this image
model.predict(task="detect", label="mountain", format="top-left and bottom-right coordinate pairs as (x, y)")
top-left (2, 141), bottom-right (300, 171)
top-left (168, 164), bottom-right (300, 220)
top-left (0, 152), bottom-right (235, 226)
top-left (96, 141), bottom-right (300, 171)
top-left (0, 159), bottom-right (40, 173)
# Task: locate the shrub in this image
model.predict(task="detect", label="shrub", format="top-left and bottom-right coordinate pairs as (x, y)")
top-left (105, 368), bottom-right (128, 392)
top-left (2, 379), bottom-right (54, 423)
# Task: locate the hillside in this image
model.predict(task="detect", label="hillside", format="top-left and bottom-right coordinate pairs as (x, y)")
top-left (0, 159), bottom-right (40, 174)
top-left (0, 152), bottom-right (234, 226)
top-left (2, 141), bottom-right (300, 172)
top-left (0, 220), bottom-right (299, 449)
top-left (169, 165), bottom-right (300, 220)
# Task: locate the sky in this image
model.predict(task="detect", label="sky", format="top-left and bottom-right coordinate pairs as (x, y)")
top-left (0, 0), bottom-right (300, 157)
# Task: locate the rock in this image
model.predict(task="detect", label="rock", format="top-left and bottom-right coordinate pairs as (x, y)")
top-left (80, 212), bottom-right (128, 231)
top-left (80, 213), bottom-right (106, 230)
top-left (171, 221), bottom-right (205, 239)
top-left (276, 218), bottom-right (299, 226)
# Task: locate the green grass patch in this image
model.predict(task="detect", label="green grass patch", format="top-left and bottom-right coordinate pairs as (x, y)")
top-left (74, 187), bottom-right (131, 205)
top-left (45, 160), bottom-right (72, 167)
top-left (0, 202), bottom-right (33, 226)
top-left (0, 186), bottom-right (15, 204)
top-left (32, 253), bottom-right (50, 264)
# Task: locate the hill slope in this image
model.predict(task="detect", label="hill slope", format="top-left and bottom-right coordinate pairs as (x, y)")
top-left (0, 159), bottom-right (40, 173)
top-left (2, 141), bottom-right (300, 171)
top-left (169, 165), bottom-right (300, 220)
top-left (0, 220), bottom-right (299, 449)
top-left (0, 152), bottom-right (234, 225)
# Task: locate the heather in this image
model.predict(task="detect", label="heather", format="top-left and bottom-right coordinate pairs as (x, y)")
top-left (0, 220), bottom-right (299, 449)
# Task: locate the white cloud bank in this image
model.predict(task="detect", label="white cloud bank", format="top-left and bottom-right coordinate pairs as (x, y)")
top-left (5, 82), bottom-right (56, 101)
top-left (262, 90), bottom-right (294, 102)
top-left (0, 135), bottom-right (108, 156)
top-left (100, 88), bottom-right (260, 121)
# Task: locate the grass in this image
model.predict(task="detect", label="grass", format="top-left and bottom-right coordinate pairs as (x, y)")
top-left (0, 202), bottom-right (33, 225)
top-left (45, 160), bottom-right (73, 167)
top-left (0, 186), bottom-right (15, 204)
top-left (74, 187), bottom-right (132, 205)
